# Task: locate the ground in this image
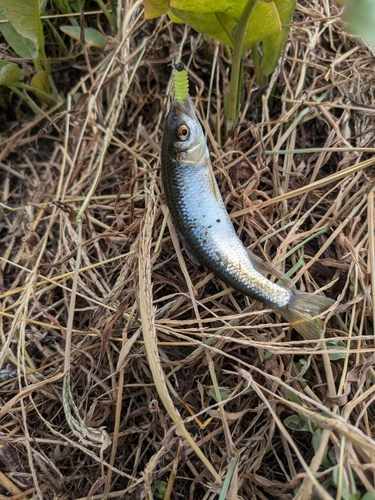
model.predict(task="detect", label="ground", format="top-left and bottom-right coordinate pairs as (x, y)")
top-left (0, 1), bottom-right (375, 499)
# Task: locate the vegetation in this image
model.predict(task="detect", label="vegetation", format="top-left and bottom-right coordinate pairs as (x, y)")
top-left (0, 1), bottom-right (375, 499)
top-left (0, 0), bottom-right (108, 110)
top-left (145, 0), bottom-right (297, 132)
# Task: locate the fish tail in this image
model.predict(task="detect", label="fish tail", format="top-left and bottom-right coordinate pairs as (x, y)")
top-left (277, 291), bottom-right (334, 340)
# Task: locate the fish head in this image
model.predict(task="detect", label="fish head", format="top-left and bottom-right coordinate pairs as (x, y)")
top-left (165, 96), bottom-right (207, 165)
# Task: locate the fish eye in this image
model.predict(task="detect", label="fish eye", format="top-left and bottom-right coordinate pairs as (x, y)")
top-left (177, 124), bottom-right (189, 141)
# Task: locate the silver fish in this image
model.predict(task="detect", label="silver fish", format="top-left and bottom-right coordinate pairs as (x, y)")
top-left (161, 96), bottom-right (334, 339)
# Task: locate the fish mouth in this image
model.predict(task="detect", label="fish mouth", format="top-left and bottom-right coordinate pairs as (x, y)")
top-left (170, 95), bottom-right (196, 121)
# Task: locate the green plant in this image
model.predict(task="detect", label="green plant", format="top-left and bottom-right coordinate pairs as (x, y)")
top-left (0, 0), bottom-right (108, 112)
top-left (0, 60), bottom-right (52, 113)
top-left (154, 480), bottom-right (167, 499)
top-left (53, 0), bottom-right (116, 39)
top-left (342, 0), bottom-right (375, 45)
top-left (284, 392), bottom-right (375, 500)
top-left (144, 0), bottom-right (296, 131)
top-left (0, 0), bottom-right (59, 108)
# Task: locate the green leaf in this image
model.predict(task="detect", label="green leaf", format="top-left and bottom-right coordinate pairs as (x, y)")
top-left (168, 9), bottom-right (191, 24)
top-left (0, 61), bottom-right (24, 86)
top-left (0, 6), bottom-right (37, 58)
top-left (0, 0), bottom-right (41, 48)
top-left (143, 0), bottom-right (169, 19)
top-left (328, 447), bottom-right (337, 466)
top-left (110, 0), bottom-right (117, 26)
top-left (154, 480), bottom-right (167, 499)
top-left (169, 1), bottom-right (281, 50)
top-left (327, 341), bottom-right (347, 360)
top-left (170, 0), bottom-right (243, 21)
top-left (286, 390), bottom-right (303, 406)
top-left (262, 0), bottom-right (296, 76)
top-left (312, 428), bottom-right (322, 453)
top-left (242, 1), bottom-right (281, 52)
top-left (348, 494), bottom-right (361, 500)
top-left (30, 70), bottom-right (54, 104)
top-left (170, 7), bottom-right (236, 46)
top-left (69, 0), bottom-right (85, 11)
top-left (345, 0), bottom-right (375, 44)
top-left (52, 0), bottom-right (72, 14)
top-left (60, 26), bottom-right (107, 48)
top-left (284, 414), bottom-right (310, 432)
top-left (208, 387), bottom-right (231, 402)
top-left (332, 466), bottom-right (356, 500)
top-left (361, 493), bottom-right (375, 500)
top-left (31, 71), bottom-right (49, 93)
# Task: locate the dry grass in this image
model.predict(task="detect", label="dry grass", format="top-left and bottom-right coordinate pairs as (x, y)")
top-left (0, 1), bottom-right (375, 499)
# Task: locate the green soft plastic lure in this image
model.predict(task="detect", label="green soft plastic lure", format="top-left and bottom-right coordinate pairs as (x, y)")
top-left (173, 62), bottom-right (189, 104)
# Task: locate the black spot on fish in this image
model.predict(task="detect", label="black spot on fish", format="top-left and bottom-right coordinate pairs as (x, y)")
top-left (216, 219), bottom-right (221, 223)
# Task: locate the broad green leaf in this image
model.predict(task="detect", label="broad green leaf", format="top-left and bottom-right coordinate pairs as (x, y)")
top-left (345, 0), bottom-right (375, 44)
top-left (143, 0), bottom-right (168, 19)
top-left (30, 70), bottom-right (54, 104)
top-left (170, 7), bottom-right (236, 46)
top-left (31, 71), bottom-right (49, 93)
top-left (0, 6), bottom-right (37, 58)
top-left (348, 494), bottom-right (361, 500)
top-left (168, 10), bottom-right (187, 24)
top-left (60, 26), bottom-right (107, 48)
top-left (242, 2), bottom-right (281, 52)
top-left (170, 0), bottom-right (243, 21)
top-left (262, 0), bottom-right (296, 76)
top-left (0, 0), bottom-right (41, 48)
top-left (170, 1), bottom-right (280, 50)
top-left (361, 493), bottom-right (375, 500)
top-left (0, 61), bottom-right (23, 86)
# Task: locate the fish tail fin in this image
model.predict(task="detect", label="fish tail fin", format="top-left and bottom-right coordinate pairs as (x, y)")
top-left (277, 291), bottom-right (334, 340)
top-left (246, 249), bottom-right (334, 339)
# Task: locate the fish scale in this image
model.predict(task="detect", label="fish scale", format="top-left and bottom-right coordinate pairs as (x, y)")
top-left (164, 156), bottom-right (291, 308)
top-left (161, 94), bottom-right (334, 340)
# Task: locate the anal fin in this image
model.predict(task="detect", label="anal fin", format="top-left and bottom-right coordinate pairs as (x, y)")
top-left (247, 249), bottom-right (296, 292)
top-left (179, 231), bottom-right (201, 266)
